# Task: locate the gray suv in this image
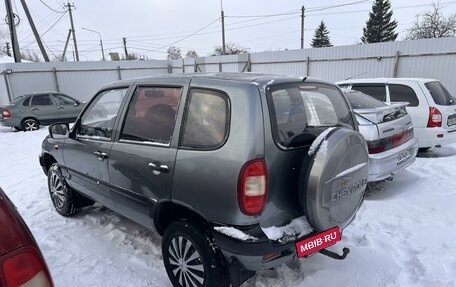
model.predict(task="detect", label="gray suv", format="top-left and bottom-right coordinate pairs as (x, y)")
top-left (39, 73), bottom-right (368, 287)
top-left (0, 92), bottom-right (85, 131)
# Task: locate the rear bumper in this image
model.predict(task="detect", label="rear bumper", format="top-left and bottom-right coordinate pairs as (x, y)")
top-left (414, 127), bottom-right (456, 148)
top-left (212, 224), bottom-right (297, 271)
top-left (367, 137), bottom-right (419, 182)
top-left (0, 118), bottom-right (21, 128)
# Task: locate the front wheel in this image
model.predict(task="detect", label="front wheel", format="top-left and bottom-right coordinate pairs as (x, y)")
top-left (48, 163), bottom-right (87, 216)
top-left (162, 220), bottom-right (230, 287)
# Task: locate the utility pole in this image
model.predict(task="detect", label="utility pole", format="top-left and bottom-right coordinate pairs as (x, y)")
top-left (221, 9), bottom-right (226, 55)
top-left (61, 29), bottom-right (72, 61)
top-left (20, 0), bottom-right (50, 62)
top-left (5, 42), bottom-right (11, 56)
top-left (64, 2), bottom-right (79, 61)
top-left (4, 0), bottom-right (21, 62)
top-left (301, 5), bottom-right (305, 49)
top-left (123, 37), bottom-right (128, 60)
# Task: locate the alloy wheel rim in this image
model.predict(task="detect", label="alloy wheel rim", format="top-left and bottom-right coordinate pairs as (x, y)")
top-left (49, 172), bottom-right (65, 208)
top-left (25, 121), bottom-right (38, 131)
top-left (168, 236), bottom-right (205, 287)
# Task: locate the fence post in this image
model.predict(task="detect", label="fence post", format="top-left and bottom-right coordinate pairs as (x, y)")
top-left (392, 51), bottom-right (400, 78)
top-left (3, 72), bottom-right (13, 102)
top-left (117, 66), bottom-right (122, 80)
top-left (53, 68), bottom-right (60, 92)
top-left (306, 56), bottom-right (310, 76)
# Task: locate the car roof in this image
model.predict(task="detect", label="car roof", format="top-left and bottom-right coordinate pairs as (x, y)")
top-left (101, 72), bottom-right (334, 90)
top-left (23, 91), bottom-right (67, 97)
top-left (337, 78), bottom-right (438, 84)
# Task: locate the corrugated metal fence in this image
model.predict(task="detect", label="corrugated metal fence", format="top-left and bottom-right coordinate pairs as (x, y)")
top-left (1, 37), bottom-right (455, 105)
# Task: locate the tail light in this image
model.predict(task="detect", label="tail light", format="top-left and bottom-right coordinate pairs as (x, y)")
top-left (2, 109), bottom-right (11, 119)
top-left (237, 159), bottom-right (267, 216)
top-left (367, 128), bottom-right (414, 154)
top-left (427, 107), bottom-right (442, 128)
top-left (1, 247), bottom-right (53, 287)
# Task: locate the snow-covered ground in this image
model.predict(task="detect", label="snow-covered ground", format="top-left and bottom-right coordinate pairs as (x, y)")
top-left (1, 126), bottom-right (455, 287)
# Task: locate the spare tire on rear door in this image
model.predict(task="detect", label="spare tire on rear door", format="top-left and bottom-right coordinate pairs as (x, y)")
top-left (299, 127), bottom-right (368, 231)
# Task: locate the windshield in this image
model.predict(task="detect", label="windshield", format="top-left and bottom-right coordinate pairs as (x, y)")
top-left (268, 82), bottom-right (354, 149)
top-left (344, 90), bottom-right (386, 109)
top-left (425, 81), bottom-right (456, 106)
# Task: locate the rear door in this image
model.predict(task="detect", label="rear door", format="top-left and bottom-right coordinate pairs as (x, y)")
top-left (62, 87), bottom-right (129, 209)
top-left (108, 79), bottom-right (189, 227)
top-left (29, 94), bottom-right (59, 125)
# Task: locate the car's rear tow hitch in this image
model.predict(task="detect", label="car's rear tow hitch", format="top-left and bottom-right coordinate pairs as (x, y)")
top-left (319, 247), bottom-right (350, 260)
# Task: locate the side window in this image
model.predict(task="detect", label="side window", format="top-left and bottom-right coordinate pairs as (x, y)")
top-left (181, 89), bottom-right (229, 149)
top-left (77, 88), bottom-right (128, 140)
top-left (389, 84), bottom-right (419, 106)
top-left (22, 97), bottom-right (31, 106)
top-left (351, 85), bottom-right (387, 102)
top-left (54, 94), bottom-right (77, 105)
top-left (120, 87), bottom-right (182, 145)
top-left (31, 94), bottom-right (53, 106)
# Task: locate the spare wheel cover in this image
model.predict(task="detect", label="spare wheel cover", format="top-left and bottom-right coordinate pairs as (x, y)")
top-left (300, 127), bottom-right (368, 231)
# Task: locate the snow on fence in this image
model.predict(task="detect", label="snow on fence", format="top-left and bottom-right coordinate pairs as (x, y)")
top-left (1, 37), bottom-right (455, 105)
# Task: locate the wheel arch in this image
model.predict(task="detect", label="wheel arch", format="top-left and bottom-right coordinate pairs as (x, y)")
top-left (153, 200), bottom-right (211, 236)
top-left (21, 116), bottom-right (40, 125)
top-left (42, 153), bottom-right (57, 175)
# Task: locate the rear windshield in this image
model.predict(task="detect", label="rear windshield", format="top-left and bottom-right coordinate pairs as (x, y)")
top-left (425, 81), bottom-right (456, 106)
top-left (11, 96), bottom-right (24, 105)
top-left (344, 90), bottom-right (386, 109)
top-left (268, 83), bottom-right (354, 149)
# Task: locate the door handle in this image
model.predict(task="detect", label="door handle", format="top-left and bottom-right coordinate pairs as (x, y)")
top-left (94, 151), bottom-right (108, 160)
top-left (58, 107), bottom-right (64, 110)
top-left (148, 162), bottom-right (169, 175)
top-left (32, 108), bottom-right (39, 112)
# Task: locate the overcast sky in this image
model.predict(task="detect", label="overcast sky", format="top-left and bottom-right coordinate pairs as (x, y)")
top-left (2, 0), bottom-right (456, 61)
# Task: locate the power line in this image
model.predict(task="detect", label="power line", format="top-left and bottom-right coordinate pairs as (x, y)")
top-left (39, 0), bottom-right (66, 13)
top-left (226, 10), bottom-right (300, 18)
top-left (21, 11), bottom-right (67, 49)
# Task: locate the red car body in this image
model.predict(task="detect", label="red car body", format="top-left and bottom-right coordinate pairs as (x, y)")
top-left (0, 187), bottom-right (53, 287)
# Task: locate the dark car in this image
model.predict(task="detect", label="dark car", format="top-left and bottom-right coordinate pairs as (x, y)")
top-left (0, 187), bottom-right (54, 287)
top-left (0, 92), bottom-right (85, 131)
top-left (39, 73), bottom-right (369, 287)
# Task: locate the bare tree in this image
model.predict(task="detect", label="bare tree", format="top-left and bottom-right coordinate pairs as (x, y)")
top-left (21, 50), bottom-right (41, 62)
top-left (406, 3), bottom-right (456, 39)
top-left (167, 46), bottom-right (182, 60)
top-left (185, 50), bottom-right (198, 58)
top-left (212, 43), bottom-right (249, 56)
top-left (0, 27), bottom-right (10, 56)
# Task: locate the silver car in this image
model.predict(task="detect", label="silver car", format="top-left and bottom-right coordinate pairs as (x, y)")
top-left (0, 92), bottom-right (85, 131)
top-left (344, 90), bottom-right (419, 182)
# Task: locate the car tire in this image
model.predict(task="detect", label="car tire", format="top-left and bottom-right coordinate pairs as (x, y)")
top-left (418, 147), bottom-right (431, 153)
top-left (48, 163), bottom-right (86, 216)
top-left (162, 220), bottom-right (230, 287)
top-left (22, 119), bottom-right (39, 131)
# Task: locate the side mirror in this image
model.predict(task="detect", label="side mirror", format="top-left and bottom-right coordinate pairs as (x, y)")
top-left (49, 123), bottom-right (69, 139)
top-left (74, 102), bottom-right (79, 107)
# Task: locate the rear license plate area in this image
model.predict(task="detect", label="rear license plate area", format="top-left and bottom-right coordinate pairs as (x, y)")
top-left (397, 149), bottom-right (411, 165)
top-left (295, 227), bottom-right (341, 258)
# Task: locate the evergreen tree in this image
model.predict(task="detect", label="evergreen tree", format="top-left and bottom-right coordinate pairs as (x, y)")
top-left (361, 0), bottom-right (398, 43)
top-left (311, 21), bottom-right (333, 48)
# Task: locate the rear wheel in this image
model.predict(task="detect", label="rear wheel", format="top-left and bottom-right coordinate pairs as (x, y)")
top-left (162, 220), bottom-right (230, 287)
top-left (22, 119), bottom-right (39, 131)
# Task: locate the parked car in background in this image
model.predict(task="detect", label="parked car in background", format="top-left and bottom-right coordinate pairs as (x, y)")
top-left (343, 90), bottom-right (418, 182)
top-left (40, 73), bottom-right (369, 287)
top-left (337, 78), bottom-right (456, 151)
top-left (0, 187), bottom-right (54, 287)
top-left (0, 92), bottom-right (85, 131)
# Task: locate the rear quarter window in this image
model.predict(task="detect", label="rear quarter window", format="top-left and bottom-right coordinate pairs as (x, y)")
top-left (268, 83), bottom-right (354, 149)
top-left (425, 81), bottom-right (456, 106)
top-left (181, 89), bottom-right (229, 150)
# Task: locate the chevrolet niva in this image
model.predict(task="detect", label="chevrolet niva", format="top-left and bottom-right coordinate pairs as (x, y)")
top-left (40, 73), bottom-right (369, 287)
